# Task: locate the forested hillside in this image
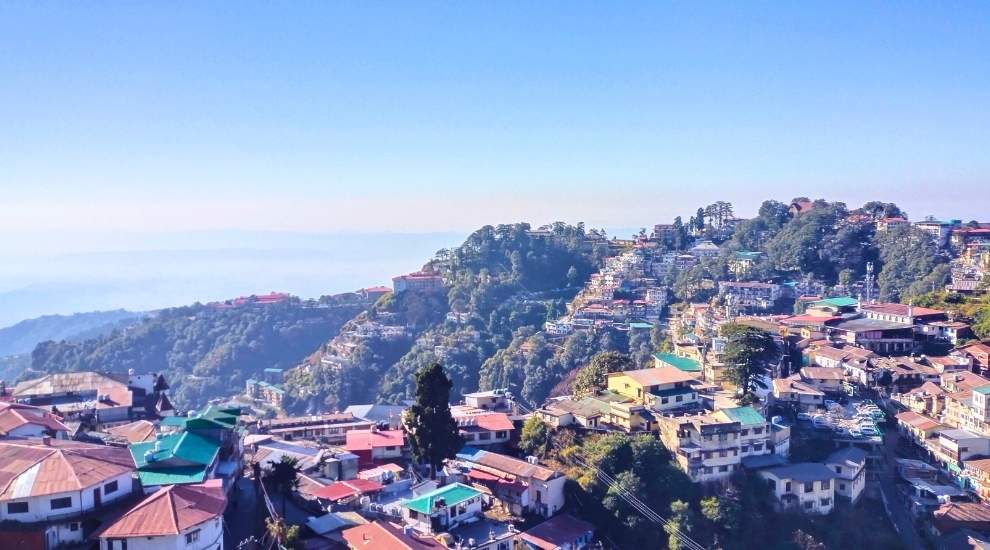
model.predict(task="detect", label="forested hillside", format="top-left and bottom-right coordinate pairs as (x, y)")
top-left (0, 309), bottom-right (144, 357)
top-left (27, 294), bottom-right (370, 411)
top-left (282, 223), bottom-right (606, 413)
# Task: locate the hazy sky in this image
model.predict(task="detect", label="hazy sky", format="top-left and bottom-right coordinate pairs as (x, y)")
top-left (2, 2), bottom-right (988, 239)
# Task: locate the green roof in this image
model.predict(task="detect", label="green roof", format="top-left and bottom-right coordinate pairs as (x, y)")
top-left (733, 251), bottom-right (763, 261)
top-left (811, 297), bottom-right (858, 308)
top-left (720, 406), bottom-right (767, 427)
top-left (130, 430), bottom-right (220, 469)
top-left (629, 322), bottom-right (654, 330)
top-left (973, 386), bottom-right (990, 395)
top-left (404, 483), bottom-right (481, 514)
top-left (136, 465), bottom-right (209, 486)
top-left (653, 352), bottom-right (702, 372)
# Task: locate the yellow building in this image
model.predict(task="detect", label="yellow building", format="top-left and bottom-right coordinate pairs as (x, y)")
top-left (606, 367), bottom-right (700, 411)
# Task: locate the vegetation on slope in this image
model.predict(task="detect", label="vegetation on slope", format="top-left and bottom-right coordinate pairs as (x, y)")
top-left (0, 309), bottom-right (144, 357)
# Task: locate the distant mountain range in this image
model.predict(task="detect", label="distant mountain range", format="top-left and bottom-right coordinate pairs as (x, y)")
top-left (0, 309), bottom-right (145, 357)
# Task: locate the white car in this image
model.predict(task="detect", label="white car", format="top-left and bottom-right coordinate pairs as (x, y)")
top-left (860, 426), bottom-right (879, 436)
top-left (796, 412), bottom-right (813, 421)
top-left (848, 427), bottom-right (863, 437)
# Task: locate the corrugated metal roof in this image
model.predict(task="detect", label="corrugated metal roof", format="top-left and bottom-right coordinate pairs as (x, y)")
top-left (403, 483), bottom-right (480, 514)
top-left (98, 481), bottom-right (226, 538)
top-left (0, 440), bottom-right (133, 499)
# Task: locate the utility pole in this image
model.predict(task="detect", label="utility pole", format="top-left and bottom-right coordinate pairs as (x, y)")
top-left (865, 262), bottom-right (875, 303)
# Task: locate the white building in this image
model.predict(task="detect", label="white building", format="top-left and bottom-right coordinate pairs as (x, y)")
top-left (759, 463), bottom-right (837, 515)
top-left (826, 447), bottom-right (867, 503)
top-left (99, 480), bottom-right (227, 550)
top-left (0, 439), bottom-right (136, 548)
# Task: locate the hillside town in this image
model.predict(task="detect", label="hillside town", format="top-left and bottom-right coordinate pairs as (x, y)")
top-left (1, 207), bottom-right (989, 550)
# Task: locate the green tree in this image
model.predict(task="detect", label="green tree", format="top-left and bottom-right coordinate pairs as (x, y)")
top-left (265, 517), bottom-right (301, 549)
top-left (571, 351), bottom-right (633, 397)
top-left (265, 455), bottom-right (300, 516)
top-left (665, 499), bottom-right (695, 550)
top-left (519, 416), bottom-right (550, 457)
top-left (407, 363), bottom-right (463, 478)
top-left (722, 323), bottom-right (777, 401)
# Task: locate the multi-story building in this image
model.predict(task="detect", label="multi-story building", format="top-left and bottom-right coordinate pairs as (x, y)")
top-left (0, 402), bottom-right (69, 440)
top-left (453, 411), bottom-right (514, 448)
top-left (826, 447), bottom-right (867, 503)
top-left (827, 317), bottom-right (917, 355)
top-left (771, 377), bottom-right (825, 412)
top-left (257, 413), bottom-right (374, 444)
top-left (454, 448), bottom-right (567, 518)
top-left (914, 218), bottom-right (958, 246)
top-left (606, 367), bottom-right (700, 412)
top-left (391, 271), bottom-right (444, 294)
top-left (930, 428), bottom-right (990, 469)
top-left (758, 463), bottom-right (837, 515)
top-left (344, 428), bottom-right (405, 465)
top-left (0, 439), bottom-right (136, 548)
top-left (718, 281), bottom-right (781, 311)
top-left (659, 411), bottom-right (752, 483)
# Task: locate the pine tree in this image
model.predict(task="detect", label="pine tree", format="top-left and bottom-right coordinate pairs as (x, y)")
top-left (407, 363), bottom-right (463, 478)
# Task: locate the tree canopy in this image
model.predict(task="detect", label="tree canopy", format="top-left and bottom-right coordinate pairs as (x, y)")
top-left (406, 363), bottom-right (463, 478)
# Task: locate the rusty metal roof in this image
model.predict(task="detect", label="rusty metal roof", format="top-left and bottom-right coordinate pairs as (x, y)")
top-left (97, 480), bottom-right (226, 538)
top-left (0, 439), bottom-right (134, 499)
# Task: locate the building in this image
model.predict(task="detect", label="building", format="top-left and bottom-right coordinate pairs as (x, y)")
top-left (257, 413), bottom-right (374, 444)
top-left (536, 398), bottom-right (603, 429)
top-left (97, 480), bottom-right (226, 550)
top-left (931, 429), bottom-right (990, 469)
top-left (344, 404), bottom-right (408, 429)
top-left (963, 459), bottom-right (990, 504)
top-left (688, 240), bottom-right (720, 259)
top-left (718, 282), bottom-right (781, 311)
top-left (129, 430), bottom-right (222, 490)
top-left (244, 379), bottom-right (285, 408)
top-left (915, 218), bottom-right (958, 246)
top-left (771, 377), bottom-right (825, 411)
top-left (659, 411), bottom-right (746, 483)
top-left (518, 513), bottom-right (595, 550)
top-left (0, 402), bottom-right (69, 440)
top-left (105, 419), bottom-right (158, 444)
top-left (606, 367), bottom-right (700, 411)
top-left (876, 216), bottom-right (910, 232)
top-left (797, 367), bottom-right (845, 394)
top-left (714, 407), bottom-right (775, 460)
top-left (344, 428), bottom-right (405, 465)
top-left (860, 302), bottom-right (949, 326)
top-left (12, 371), bottom-right (172, 428)
top-left (463, 389), bottom-right (511, 412)
top-left (652, 352), bottom-right (702, 374)
top-left (896, 411), bottom-right (945, 445)
top-left (341, 521), bottom-right (442, 549)
top-left (0, 439), bottom-right (136, 548)
top-left (959, 344), bottom-right (990, 373)
top-left (454, 412), bottom-right (514, 447)
top-left (828, 317), bottom-right (917, 355)
top-left (932, 502), bottom-right (990, 537)
top-left (392, 271), bottom-right (444, 294)
top-left (826, 447), bottom-right (867, 503)
top-left (402, 483), bottom-right (484, 534)
top-left (454, 448), bottom-right (566, 517)
top-left (758, 463), bottom-right (837, 515)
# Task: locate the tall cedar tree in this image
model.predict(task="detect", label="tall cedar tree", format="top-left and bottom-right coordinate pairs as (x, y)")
top-left (722, 323), bottom-right (777, 401)
top-left (407, 363), bottom-right (463, 478)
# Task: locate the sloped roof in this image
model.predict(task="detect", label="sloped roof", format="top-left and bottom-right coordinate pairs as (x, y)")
top-left (801, 367), bottom-right (845, 380)
top-left (455, 412), bottom-right (514, 432)
top-left (519, 513), bottom-right (595, 550)
top-left (456, 448), bottom-right (559, 481)
top-left (827, 447), bottom-right (868, 469)
top-left (0, 439), bottom-right (133, 499)
top-left (717, 406), bottom-right (766, 427)
top-left (12, 371), bottom-right (128, 397)
top-left (403, 483), bottom-right (480, 514)
top-left (342, 521), bottom-right (442, 550)
top-left (653, 352), bottom-right (702, 372)
top-left (762, 463), bottom-right (838, 483)
top-left (311, 479), bottom-right (383, 501)
top-left (611, 367), bottom-right (697, 387)
top-left (0, 403), bottom-right (69, 436)
top-left (98, 480), bottom-right (226, 538)
top-left (106, 420), bottom-right (158, 443)
top-left (130, 430), bottom-right (220, 469)
top-left (344, 429), bottom-right (404, 451)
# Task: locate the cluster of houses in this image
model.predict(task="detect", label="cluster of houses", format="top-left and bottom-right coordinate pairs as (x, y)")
top-left (0, 370), bottom-right (241, 550)
top-left (238, 388), bottom-right (595, 550)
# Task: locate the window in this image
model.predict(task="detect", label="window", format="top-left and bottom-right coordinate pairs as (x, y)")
top-left (785, 482), bottom-right (791, 492)
top-left (675, 395), bottom-right (683, 402)
top-left (752, 443), bottom-right (762, 451)
top-left (741, 445), bottom-right (749, 453)
top-left (704, 467), bottom-right (712, 474)
top-left (108, 540), bottom-right (128, 550)
top-left (50, 496), bottom-right (72, 510)
top-left (719, 465), bottom-right (728, 472)
top-left (839, 483), bottom-right (846, 491)
top-left (479, 433), bottom-right (492, 441)
top-left (753, 427), bottom-right (763, 434)
top-left (767, 479), bottom-right (776, 491)
top-left (820, 498), bottom-right (831, 506)
top-left (804, 501), bottom-right (813, 510)
top-left (661, 397), bottom-right (669, 404)
top-left (835, 466), bottom-right (842, 474)
top-left (6, 502), bottom-right (28, 514)
top-left (719, 450), bottom-right (727, 458)
top-left (386, 445), bottom-right (398, 450)
top-left (70, 523), bottom-right (79, 532)
top-left (496, 431), bottom-right (507, 439)
top-left (821, 480), bottom-right (830, 490)
top-left (741, 429), bottom-right (749, 436)
top-left (104, 480), bottom-right (119, 495)
top-left (804, 482), bottom-right (814, 493)
top-left (185, 529), bottom-right (201, 545)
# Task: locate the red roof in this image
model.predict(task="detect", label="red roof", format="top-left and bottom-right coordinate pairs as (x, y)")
top-left (456, 412), bottom-right (514, 432)
top-left (98, 480), bottom-right (226, 538)
top-left (0, 439), bottom-right (133, 499)
top-left (342, 521), bottom-right (442, 550)
top-left (861, 302), bottom-right (945, 318)
top-left (311, 478), bottom-right (383, 501)
top-left (344, 429), bottom-right (405, 451)
top-left (520, 514), bottom-right (595, 549)
top-left (365, 286), bottom-right (392, 293)
top-left (0, 403), bottom-right (69, 436)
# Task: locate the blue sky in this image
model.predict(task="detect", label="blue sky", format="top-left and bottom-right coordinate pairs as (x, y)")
top-left (1, 2), bottom-right (988, 237)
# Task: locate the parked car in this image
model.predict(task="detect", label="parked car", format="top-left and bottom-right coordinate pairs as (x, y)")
top-left (797, 412), bottom-right (814, 421)
top-left (848, 427), bottom-right (863, 437)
